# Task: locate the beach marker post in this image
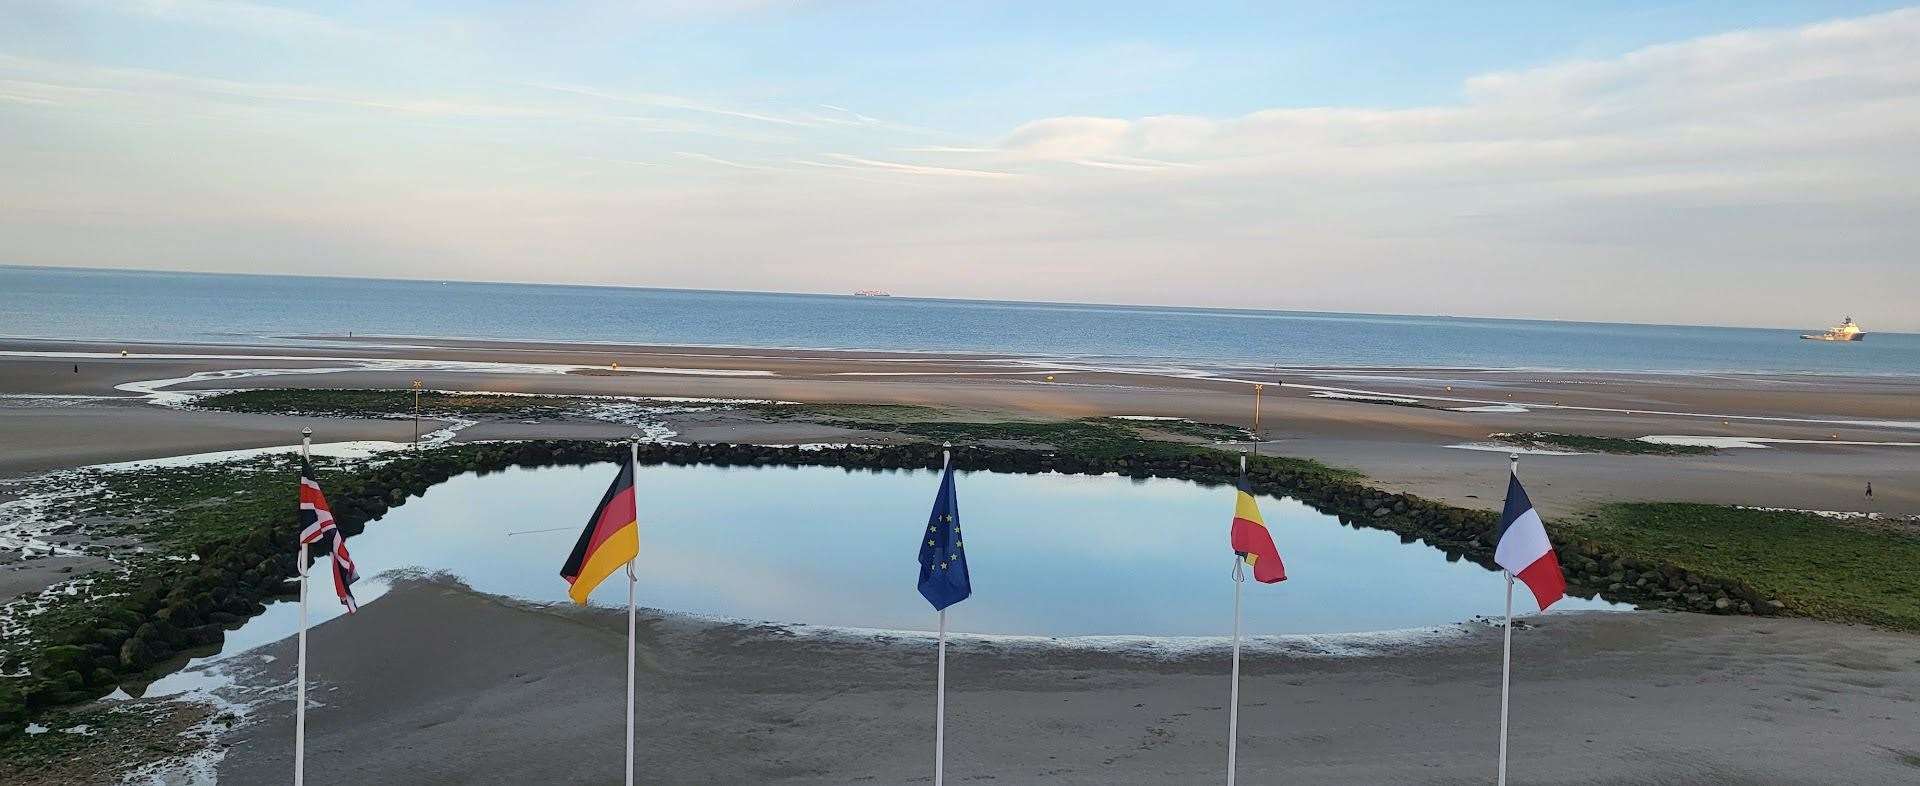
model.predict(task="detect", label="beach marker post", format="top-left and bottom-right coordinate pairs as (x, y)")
top-left (410, 380), bottom-right (423, 448)
top-left (1226, 452), bottom-right (1247, 786)
top-left (1497, 452), bottom-right (1518, 786)
top-left (1252, 384), bottom-right (1263, 448)
top-left (294, 427), bottom-right (312, 786)
top-left (624, 433), bottom-right (640, 786)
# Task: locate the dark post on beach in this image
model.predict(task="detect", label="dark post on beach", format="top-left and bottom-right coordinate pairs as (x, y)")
top-left (410, 379), bottom-right (423, 448)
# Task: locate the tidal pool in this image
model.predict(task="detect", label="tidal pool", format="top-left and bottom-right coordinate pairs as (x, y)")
top-left (271, 463), bottom-right (1617, 638)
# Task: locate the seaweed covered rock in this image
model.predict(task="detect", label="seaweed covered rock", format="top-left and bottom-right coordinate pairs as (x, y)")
top-left (4, 434), bottom-right (1776, 728)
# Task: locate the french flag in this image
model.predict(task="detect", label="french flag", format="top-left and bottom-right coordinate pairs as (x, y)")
top-left (1493, 471), bottom-right (1565, 610)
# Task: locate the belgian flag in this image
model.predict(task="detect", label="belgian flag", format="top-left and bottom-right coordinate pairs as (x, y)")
top-left (1230, 475), bottom-right (1287, 584)
top-left (560, 457), bottom-right (640, 605)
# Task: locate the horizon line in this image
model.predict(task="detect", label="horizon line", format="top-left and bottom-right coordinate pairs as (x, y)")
top-left (0, 262), bottom-right (1897, 336)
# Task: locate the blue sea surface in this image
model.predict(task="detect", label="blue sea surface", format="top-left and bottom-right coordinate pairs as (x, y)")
top-left (3, 265), bottom-right (1915, 374)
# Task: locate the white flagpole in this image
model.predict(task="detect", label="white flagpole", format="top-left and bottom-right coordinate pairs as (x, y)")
top-left (1227, 451), bottom-right (1247, 786)
top-left (625, 437), bottom-right (639, 786)
top-left (1497, 452), bottom-right (1518, 786)
top-left (624, 558), bottom-right (636, 786)
top-left (934, 442), bottom-right (951, 786)
top-left (294, 427), bottom-right (312, 786)
top-left (935, 607), bottom-right (948, 786)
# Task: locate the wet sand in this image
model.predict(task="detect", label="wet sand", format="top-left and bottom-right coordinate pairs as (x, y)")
top-left (2, 337), bottom-right (1917, 784)
top-left (0, 553), bottom-right (113, 606)
top-left (212, 576), bottom-right (1920, 785)
top-left (0, 400), bottom-right (421, 478)
top-left (2, 337), bottom-right (1915, 515)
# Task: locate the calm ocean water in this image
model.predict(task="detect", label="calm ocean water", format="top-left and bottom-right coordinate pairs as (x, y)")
top-left (3, 265), bottom-right (1916, 374)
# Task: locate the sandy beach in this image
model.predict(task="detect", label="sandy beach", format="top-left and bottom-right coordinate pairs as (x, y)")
top-left (3, 336), bottom-right (1916, 518)
top-left (206, 575), bottom-right (1920, 784)
top-left (3, 335), bottom-right (1918, 784)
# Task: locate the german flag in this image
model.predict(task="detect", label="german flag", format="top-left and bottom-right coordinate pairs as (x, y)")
top-left (560, 457), bottom-right (639, 605)
top-left (1230, 476), bottom-right (1287, 584)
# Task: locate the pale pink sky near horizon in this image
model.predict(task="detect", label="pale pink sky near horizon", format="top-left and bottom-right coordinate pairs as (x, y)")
top-left (2, 3), bottom-right (1916, 331)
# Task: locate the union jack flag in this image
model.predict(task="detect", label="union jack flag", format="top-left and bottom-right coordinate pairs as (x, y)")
top-left (299, 459), bottom-right (359, 613)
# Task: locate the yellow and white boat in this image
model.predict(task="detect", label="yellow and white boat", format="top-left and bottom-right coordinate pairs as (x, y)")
top-left (1801, 317), bottom-right (1866, 341)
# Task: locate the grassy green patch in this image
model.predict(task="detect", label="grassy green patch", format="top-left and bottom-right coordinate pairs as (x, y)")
top-left (1330, 395), bottom-right (1439, 410)
top-left (0, 566), bottom-right (140, 685)
top-left (741, 403), bottom-right (1262, 460)
top-left (1240, 449), bottom-right (1364, 483)
top-left (46, 456), bottom-right (307, 552)
top-left (893, 418), bottom-right (1175, 460)
top-left (192, 388), bottom-right (586, 419)
top-left (891, 418), bottom-right (1357, 477)
top-left (191, 388), bottom-right (1350, 479)
top-left (742, 403), bottom-right (1261, 461)
top-left (738, 401), bottom-right (946, 422)
top-left (1498, 432), bottom-right (1716, 456)
top-left (190, 390), bottom-right (1250, 456)
top-left (0, 456), bottom-right (311, 695)
top-left (1096, 417), bottom-right (1250, 443)
top-left (195, 389), bottom-right (966, 428)
top-left (0, 701), bottom-right (212, 781)
top-left (1564, 503), bottom-right (1920, 630)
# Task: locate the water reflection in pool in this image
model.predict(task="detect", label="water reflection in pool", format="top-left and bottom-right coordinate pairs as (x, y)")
top-left (293, 463), bottom-right (1617, 637)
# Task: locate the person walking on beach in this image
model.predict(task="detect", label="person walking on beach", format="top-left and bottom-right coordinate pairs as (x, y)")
top-left (1865, 482), bottom-right (1873, 500)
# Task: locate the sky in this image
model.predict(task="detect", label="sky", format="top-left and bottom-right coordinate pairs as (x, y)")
top-left (2, 1), bottom-right (1916, 330)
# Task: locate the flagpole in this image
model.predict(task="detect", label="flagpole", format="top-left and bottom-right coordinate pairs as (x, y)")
top-left (625, 436), bottom-right (639, 786)
top-left (1227, 451), bottom-right (1247, 786)
top-left (1497, 452), bottom-right (1518, 786)
top-left (934, 441), bottom-right (952, 786)
top-left (935, 607), bottom-right (948, 786)
top-left (294, 428), bottom-right (311, 786)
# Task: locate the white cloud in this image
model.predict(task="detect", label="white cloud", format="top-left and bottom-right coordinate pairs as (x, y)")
top-left (577, 155), bottom-right (655, 168)
top-left (0, 55), bottom-right (808, 148)
top-left (809, 103), bottom-right (940, 136)
top-left (80, 0), bottom-right (369, 39)
top-left (528, 82), bottom-right (821, 128)
top-left (811, 154), bottom-right (1020, 180)
top-left (991, 7), bottom-right (1920, 182)
top-left (672, 151), bottom-right (783, 171)
top-left (1067, 158), bottom-right (1169, 172)
top-left (4, 8), bottom-right (1919, 328)
top-left (0, 54), bottom-right (560, 118)
top-left (1002, 116), bottom-right (1133, 158)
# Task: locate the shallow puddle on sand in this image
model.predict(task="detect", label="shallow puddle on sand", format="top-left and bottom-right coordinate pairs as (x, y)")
top-left (156, 463), bottom-right (1619, 681)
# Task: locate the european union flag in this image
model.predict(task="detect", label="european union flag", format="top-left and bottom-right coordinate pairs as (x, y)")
top-left (917, 463), bottom-right (971, 611)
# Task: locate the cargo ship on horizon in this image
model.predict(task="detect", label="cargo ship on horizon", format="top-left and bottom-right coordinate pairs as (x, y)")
top-left (1801, 317), bottom-right (1866, 341)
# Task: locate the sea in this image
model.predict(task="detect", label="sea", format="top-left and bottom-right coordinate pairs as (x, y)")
top-left (3, 265), bottom-right (1916, 375)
